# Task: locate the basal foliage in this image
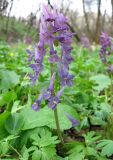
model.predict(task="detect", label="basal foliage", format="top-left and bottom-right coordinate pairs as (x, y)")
top-left (0, 40), bottom-right (113, 159)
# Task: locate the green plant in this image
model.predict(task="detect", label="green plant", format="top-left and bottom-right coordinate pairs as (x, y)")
top-left (97, 139), bottom-right (113, 157)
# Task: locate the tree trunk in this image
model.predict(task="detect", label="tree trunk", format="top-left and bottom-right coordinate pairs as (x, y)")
top-left (82, 0), bottom-right (91, 36)
top-left (111, 0), bottom-right (113, 34)
top-left (95, 0), bottom-right (101, 43)
top-left (6, 0), bottom-right (14, 34)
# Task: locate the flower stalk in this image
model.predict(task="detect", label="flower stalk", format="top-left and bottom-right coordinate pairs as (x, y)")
top-left (54, 108), bottom-right (64, 144)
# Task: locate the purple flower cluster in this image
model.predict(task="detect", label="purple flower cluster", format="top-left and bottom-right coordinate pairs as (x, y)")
top-left (27, 5), bottom-right (74, 85)
top-left (27, 5), bottom-right (77, 126)
top-left (32, 72), bottom-right (64, 111)
top-left (99, 32), bottom-right (113, 73)
top-left (99, 32), bottom-right (111, 63)
top-left (27, 42), bottom-right (45, 84)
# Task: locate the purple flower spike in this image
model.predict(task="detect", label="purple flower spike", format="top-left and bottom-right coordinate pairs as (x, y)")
top-left (99, 32), bottom-right (111, 58)
top-left (100, 32), bottom-right (111, 50)
top-left (65, 113), bottom-right (78, 127)
top-left (32, 94), bottom-right (43, 111)
top-left (43, 73), bottom-right (56, 100)
top-left (27, 4), bottom-right (75, 112)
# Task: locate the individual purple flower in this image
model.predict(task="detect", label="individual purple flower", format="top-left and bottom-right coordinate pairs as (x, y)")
top-left (54, 13), bottom-right (69, 32)
top-left (58, 65), bottom-right (74, 86)
top-left (43, 72), bottom-right (56, 100)
top-left (35, 41), bottom-right (45, 60)
top-left (42, 5), bottom-right (56, 22)
top-left (65, 113), bottom-right (79, 127)
top-left (29, 72), bottom-right (40, 85)
top-left (32, 94), bottom-right (43, 111)
top-left (40, 7), bottom-right (55, 45)
top-left (48, 96), bottom-right (60, 110)
top-left (49, 45), bottom-right (61, 63)
top-left (48, 87), bottom-right (64, 110)
top-left (29, 63), bottom-right (43, 73)
top-left (62, 54), bottom-right (74, 69)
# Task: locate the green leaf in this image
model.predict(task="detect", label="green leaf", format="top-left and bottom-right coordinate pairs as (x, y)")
top-left (86, 146), bottom-right (97, 156)
top-left (68, 152), bottom-right (85, 160)
top-left (20, 127), bottom-right (49, 147)
top-left (90, 116), bottom-right (106, 126)
top-left (5, 113), bottom-right (24, 134)
top-left (54, 156), bottom-right (69, 160)
top-left (40, 146), bottom-right (56, 160)
top-left (22, 127), bottom-right (58, 160)
top-left (83, 131), bottom-right (101, 146)
top-left (32, 150), bottom-right (42, 160)
top-left (0, 70), bottom-right (20, 92)
top-left (21, 104), bottom-right (79, 130)
top-left (80, 117), bottom-right (89, 128)
top-left (20, 145), bottom-right (29, 160)
top-left (90, 74), bottom-right (111, 91)
top-left (97, 140), bottom-right (113, 157)
top-left (11, 100), bottom-right (20, 113)
top-left (0, 112), bottom-right (10, 140)
top-left (67, 142), bottom-right (85, 155)
top-left (0, 141), bottom-right (9, 155)
top-left (0, 91), bottom-right (17, 106)
top-left (31, 129), bottom-right (59, 148)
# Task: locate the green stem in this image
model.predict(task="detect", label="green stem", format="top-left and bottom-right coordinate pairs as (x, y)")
top-left (9, 145), bottom-right (22, 157)
top-left (54, 108), bottom-right (64, 144)
top-left (50, 64), bottom-right (64, 144)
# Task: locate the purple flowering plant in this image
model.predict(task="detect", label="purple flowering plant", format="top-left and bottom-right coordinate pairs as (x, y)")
top-left (99, 32), bottom-right (113, 106)
top-left (27, 5), bottom-right (78, 143)
top-left (99, 32), bottom-right (113, 69)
